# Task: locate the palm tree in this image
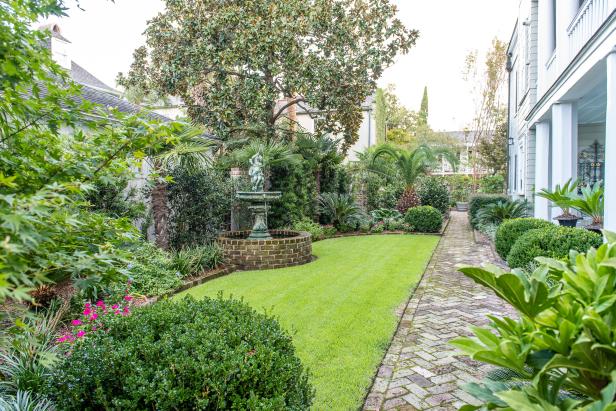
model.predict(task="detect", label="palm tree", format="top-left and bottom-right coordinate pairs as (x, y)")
top-left (149, 126), bottom-right (218, 249)
top-left (370, 144), bottom-right (458, 213)
top-left (295, 134), bottom-right (341, 195)
top-left (229, 140), bottom-right (302, 189)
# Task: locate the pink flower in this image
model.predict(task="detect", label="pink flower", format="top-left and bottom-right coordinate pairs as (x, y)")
top-left (71, 319), bottom-right (82, 326)
top-left (112, 304), bottom-right (119, 310)
top-left (96, 300), bottom-right (105, 307)
top-left (89, 313), bottom-right (98, 321)
top-left (56, 336), bottom-right (67, 343)
top-left (124, 295), bottom-right (133, 302)
top-left (76, 330), bottom-right (86, 338)
top-left (83, 307), bottom-right (91, 316)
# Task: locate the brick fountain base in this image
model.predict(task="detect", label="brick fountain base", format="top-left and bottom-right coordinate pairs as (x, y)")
top-left (218, 230), bottom-right (313, 271)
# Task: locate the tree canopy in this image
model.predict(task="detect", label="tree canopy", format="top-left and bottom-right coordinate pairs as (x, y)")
top-left (120, 0), bottom-right (418, 150)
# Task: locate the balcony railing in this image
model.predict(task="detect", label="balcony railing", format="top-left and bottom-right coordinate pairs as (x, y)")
top-left (567, 0), bottom-right (613, 59)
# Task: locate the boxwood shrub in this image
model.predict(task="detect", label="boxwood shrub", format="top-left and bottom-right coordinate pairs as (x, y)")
top-left (507, 226), bottom-right (602, 269)
top-left (405, 206), bottom-right (443, 233)
top-left (468, 194), bottom-right (509, 228)
top-left (494, 218), bottom-right (554, 259)
top-left (418, 177), bottom-right (450, 215)
top-left (47, 296), bottom-right (314, 410)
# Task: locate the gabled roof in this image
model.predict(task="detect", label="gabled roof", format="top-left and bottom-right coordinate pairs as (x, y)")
top-left (71, 61), bottom-right (116, 92)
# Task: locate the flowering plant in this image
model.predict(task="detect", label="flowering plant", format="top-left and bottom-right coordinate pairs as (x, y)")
top-left (57, 291), bottom-right (134, 344)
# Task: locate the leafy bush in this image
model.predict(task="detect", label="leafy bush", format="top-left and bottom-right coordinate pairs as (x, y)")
top-left (405, 206), bottom-right (443, 233)
top-left (322, 225), bottom-right (337, 238)
top-left (122, 242), bottom-right (181, 297)
top-left (370, 208), bottom-right (402, 230)
top-left (370, 222), bottom-right (385, 233)
top-left (452, 232), bottom-right (616, 409)
top-left (445, 175), bottom-right (473, 202)
top-left (292, 218), bottom-right (325, 241)
top-left (318, 193), bottom-right (362, 230)
top-left (468, 194), bottom-right (509, 228)
top-left (475, 222), bottom-right (499, 241)
top-left (507, 226), bottom-right (602, 269)
top-left (495, 218), bottom-right (554, 259)
top-left (417, 177), bottom-right (450, 215)
top-left (167, 168), bottom-right (234, 249)
top-left (479, 175), bottom-right (504, 194)
top-left (474, 200), bottom-right (528, 226)
top-left (47, 297), bottom-right (314, 410)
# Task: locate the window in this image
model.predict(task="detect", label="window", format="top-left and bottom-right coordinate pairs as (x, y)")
top-left (514, 154), bottom-right (518, 191)
top-left (550, 0), bottom-right (557, 53)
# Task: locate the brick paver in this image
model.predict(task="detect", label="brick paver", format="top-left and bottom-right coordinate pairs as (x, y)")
top-left (363, 211), bottom-right (516, 411)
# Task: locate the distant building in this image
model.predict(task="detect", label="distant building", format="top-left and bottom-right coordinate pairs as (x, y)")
top-left (294, 95), bottom-right (377, 162)
top-left (431, 131), bottom-right (489, 176)
top-left (40, 23), bottom-right (170, 121)
top-left (507, 0), bottom-right (616, 229)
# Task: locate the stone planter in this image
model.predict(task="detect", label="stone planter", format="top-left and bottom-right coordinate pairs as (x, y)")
top-left (456, 202), bottom-right (469, 211)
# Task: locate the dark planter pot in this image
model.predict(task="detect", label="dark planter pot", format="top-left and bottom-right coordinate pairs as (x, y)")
top-left (554, 215), bottom-right (580, 228)
top-left (585, 223), bottom-right (603, 234)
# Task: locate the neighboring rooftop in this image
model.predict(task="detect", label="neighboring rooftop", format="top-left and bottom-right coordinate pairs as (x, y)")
top-left (39, 23), bottom-right (169, 122)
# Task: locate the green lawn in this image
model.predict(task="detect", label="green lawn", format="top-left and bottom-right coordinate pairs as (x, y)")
top-left (178, 235), bottom-right (439, 410)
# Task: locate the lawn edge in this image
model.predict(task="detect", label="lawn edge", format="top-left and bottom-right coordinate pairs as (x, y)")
top-left (358, 226), bottom-right (447, 411)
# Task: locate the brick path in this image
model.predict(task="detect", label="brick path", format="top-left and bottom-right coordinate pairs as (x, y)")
top-left (363, 211), bottom-right (516, 411)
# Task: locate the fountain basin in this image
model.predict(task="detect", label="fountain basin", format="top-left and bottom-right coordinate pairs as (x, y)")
top-left (218, 230), bottom-right (313, 271)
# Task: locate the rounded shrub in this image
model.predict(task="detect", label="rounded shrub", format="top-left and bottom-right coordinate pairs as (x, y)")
top-left (418, 177), bottom-right (451, 215)
top-left (47, 296), bottom-right (314, 410)
top-left (507, 226), bottom-right (603, 269)
top-left (405, 206), bottom-right (443, 233)
top-left (495, 218), bottom-right (554, 259)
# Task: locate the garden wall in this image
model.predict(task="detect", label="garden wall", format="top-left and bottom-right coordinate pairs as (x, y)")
top-left (218, 230), bottom-right (313, 270)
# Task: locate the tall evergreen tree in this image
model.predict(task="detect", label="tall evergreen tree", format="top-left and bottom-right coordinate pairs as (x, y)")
top-left (418, 86), bottom-right (429, 127)
top-left (375, 88), bottom-right (387, 144)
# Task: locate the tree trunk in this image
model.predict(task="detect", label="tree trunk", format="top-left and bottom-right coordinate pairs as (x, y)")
top-left (152, 182), bottom-right (170, 250)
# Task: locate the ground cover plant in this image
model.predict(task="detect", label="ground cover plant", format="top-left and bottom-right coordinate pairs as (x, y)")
top-left (452, 232), bottom-right (616, 409)
top-left (177, 235), bottom-right (439, 410)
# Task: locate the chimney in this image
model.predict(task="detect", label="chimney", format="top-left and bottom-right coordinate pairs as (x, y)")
top-left (40, 23), bottom-right (72, 70)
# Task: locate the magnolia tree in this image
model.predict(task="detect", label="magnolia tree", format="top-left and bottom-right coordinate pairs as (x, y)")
top-left (119, 0), bottom-right (418, 150)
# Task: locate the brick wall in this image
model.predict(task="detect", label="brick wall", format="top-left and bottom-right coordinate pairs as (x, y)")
top-left (218, 230), bottom-right (313, 270)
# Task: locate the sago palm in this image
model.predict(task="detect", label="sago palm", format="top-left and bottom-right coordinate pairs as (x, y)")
top-left (150, 125), bottom-right (218, 249)
top-left (318, 192), bottom-right (363, 230)
top-left (569, 182), bottom-right (604, 228)
top-left (370, 144), bottom-right (458, 213)
top-left (475, 200), bottom-right (528, 225)
top-left (536, 178), bottom-right (578, 217)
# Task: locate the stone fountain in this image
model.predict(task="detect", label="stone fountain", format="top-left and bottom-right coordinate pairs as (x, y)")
top-left (217, 152), bottom-right (313, 271)
top-left (236, 152), bottom-right (281, 240)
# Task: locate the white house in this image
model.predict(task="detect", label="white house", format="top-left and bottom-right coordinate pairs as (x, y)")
top-left (431, 131), bottom-right (490, 176)
top-left (295, 95), bottom-right (377, 162)
top-left (507, 0), bottom-right (616, 230)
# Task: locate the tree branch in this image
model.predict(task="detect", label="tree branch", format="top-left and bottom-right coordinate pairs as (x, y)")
top-left (272, 97), bottom-right (306, 123)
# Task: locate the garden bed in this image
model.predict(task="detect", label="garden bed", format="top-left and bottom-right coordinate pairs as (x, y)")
top-left (177, 234), bottom-right (439, 410)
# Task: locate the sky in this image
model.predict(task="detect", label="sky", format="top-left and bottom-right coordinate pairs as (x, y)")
top-left (44, 0), bottom-right (519, 131)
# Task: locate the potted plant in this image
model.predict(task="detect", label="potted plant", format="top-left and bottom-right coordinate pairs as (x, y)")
top-left (453, 186), bottom-right (471, 211)
top-left (536, 179), bottom-right (580, 227)
top-left (569, 181), bottom-right (604, 233)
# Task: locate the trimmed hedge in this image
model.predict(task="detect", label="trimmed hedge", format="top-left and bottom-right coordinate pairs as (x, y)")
top-left (469, 194), bottom-right (509, 228)
top-left (507, 226), bottom-right (603, 269)
top-left (418, 177), bottom-right (450, 215)
top-left (47, 297), bottom-right (314, 410)
top-left (495, 218), bottom-right (554, 259)
top-left (405, 206), bottom-right (443, 233)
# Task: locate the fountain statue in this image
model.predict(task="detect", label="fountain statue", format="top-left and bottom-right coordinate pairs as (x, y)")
top-left (236, 152), bottom-right (282, 240)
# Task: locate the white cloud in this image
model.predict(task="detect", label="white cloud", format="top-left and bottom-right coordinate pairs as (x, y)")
top-left (44, 0), bottom-right (518, 131)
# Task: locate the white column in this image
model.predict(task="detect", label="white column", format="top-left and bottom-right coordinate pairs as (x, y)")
top-left (551, 103), bottom-right (578, 188)
top-left (605, 50), bottom-right (616, 232)
top-left (535, 122), bottom-right (550, 220)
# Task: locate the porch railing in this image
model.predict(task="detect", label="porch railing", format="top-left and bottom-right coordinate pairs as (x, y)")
top-left (567, 0), bottom-right (614, 60)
